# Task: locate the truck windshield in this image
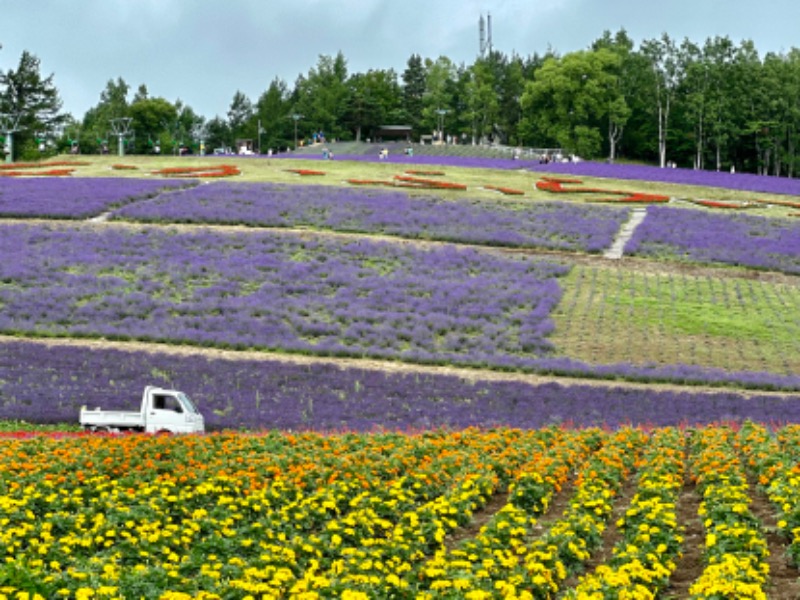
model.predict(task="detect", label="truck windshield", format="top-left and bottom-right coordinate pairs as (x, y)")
top-left (177, 392), bottom-right (200, 414)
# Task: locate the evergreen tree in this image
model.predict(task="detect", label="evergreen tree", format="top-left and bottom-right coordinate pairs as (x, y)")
top-left (0, 50), bottom-right (65, 159)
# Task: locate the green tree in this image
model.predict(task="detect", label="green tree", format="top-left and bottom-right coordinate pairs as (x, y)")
top-left (227, 90), bottom-right (254, 149)
top-left (0, 50), bottom-right (65, 159)
top-left (422, 56), bottom-right (456, 140)
top-left (293, 52), bottom-right (350, 141)
top-left (344, 69), bottom-right (401, 141)
top-left (401, 54), bottom-right (426, 134)
top-left (254, 78), bottom-right (291, 153)
top-left (522, 49), bottom-right (623, 158)
top-left (640, 34), bottom-right (683, 167)
top-left (82, 77), bottom-right (130, 154)
top-left (129, 96), bottom-right (176, 154)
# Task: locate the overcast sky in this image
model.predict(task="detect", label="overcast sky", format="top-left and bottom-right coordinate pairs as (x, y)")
top-left (2, 0), bottom-right (798, 120)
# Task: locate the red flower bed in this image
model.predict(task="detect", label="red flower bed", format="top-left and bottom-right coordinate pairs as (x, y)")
top-left (536, 179), bottom-right (609, 194)
top-left (0, 168), bottom-right (75, 177)
top-left (286, 168), bottom-right (326, 176)
top-left (112, 164), bottom-right (138, 170)
top-left (589, 192), bottom-right (670, 204)
top-left (484, 184), bottom-right (525, 196)
top-left (536, 177), bottom-right (669, 203)
top-left (541, 175), bottom-right (584, 184)
top-left (153, 164), bottom-right (240, 178)
top-left (393, 175), bottom-right (467, 190)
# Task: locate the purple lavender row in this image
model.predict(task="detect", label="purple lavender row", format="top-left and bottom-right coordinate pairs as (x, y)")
top-left (1, 339), bottom-right (798, 430)
top-left (0, 177), bottom-right (195, 219)
top-left (0, 223), bottom-right (568, 369)
top-left (112, 181), bottom-right (629, 253)
top-left (624, 206), bottom-right (800, 275)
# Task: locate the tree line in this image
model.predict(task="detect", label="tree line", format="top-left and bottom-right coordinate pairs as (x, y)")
top-left (3, 28), bottom-right (800, 175)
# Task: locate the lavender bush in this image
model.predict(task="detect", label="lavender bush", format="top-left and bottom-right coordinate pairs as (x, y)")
top-left (624, 205), bottom-right (800, 274)
top-left (0, 339), bottom-right (797, 430)
top-left (0, 223), bottom-right (568, 368)
top-left (0, 177), bottom-right (194, 219)
top-left (113, 181), bottom-right (629, 253)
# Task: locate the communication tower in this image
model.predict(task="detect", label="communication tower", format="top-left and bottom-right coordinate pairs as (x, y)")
top-left (479, 13), bottom-right (493, 57)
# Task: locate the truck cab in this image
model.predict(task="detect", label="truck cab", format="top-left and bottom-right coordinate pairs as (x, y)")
top-left (147, 389), bottom-right (204, 434)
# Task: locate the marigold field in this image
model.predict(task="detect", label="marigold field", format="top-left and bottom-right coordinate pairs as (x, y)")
top-left (2, 423), bottom-right (800, 599)
top-left (1, 153), bottom-right (800, 598)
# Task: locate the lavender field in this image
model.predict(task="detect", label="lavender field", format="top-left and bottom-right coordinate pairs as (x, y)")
top-left (113, 181), bottom-right (630, 253)
top-left (1, 157), bottom-right (799, 429)
top-left (625, 205), bottom-right (800, 274)
top-left (0, 177), bottom-right (193, 219)
top-left (0, 222), bottom-right (568, 369)
top-left (1, 338), bottom-right (797, 430)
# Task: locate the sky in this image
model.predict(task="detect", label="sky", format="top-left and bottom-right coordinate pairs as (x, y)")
top-left (1, 0), bottom-right (799, 120)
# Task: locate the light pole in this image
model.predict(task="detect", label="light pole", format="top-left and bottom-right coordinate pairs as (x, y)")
top-left (291, 113), bottom-right (303, 150)
top-left (435, 108), bottom-right (449, 143)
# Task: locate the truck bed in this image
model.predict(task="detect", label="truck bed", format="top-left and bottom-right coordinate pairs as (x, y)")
top-left (80, 407), bottom-right (145, 428)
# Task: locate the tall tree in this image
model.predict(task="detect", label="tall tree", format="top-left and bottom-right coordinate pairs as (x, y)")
top-left (129, 96), bottom-right (176, 154)
top-left (640, 34), bottom-right (683, 167)
top-left (254, 77), bottom-right (291, 153)
top-left (344, 69), bottom-right (401, 141)
top-left (227, 90), bottom-right (254, 148)
top-left (293, 52), bottom-right (350, 141)
top-left (422, 56), bottom-right (456, 140)
top-left (82, 77), bottom-right (130, 154)
top-left (401, 54), bottom-right (426, 133)
top-left (0, 50), bottom-right (65, 159)
top-left (522, 48), bottom-right (623, 158)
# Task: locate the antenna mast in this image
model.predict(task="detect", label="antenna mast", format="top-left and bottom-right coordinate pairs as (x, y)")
top-left (479, 12), bottom-right (493, 57)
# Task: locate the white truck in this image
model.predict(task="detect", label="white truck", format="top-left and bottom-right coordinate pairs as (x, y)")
top-left (80, 386), bottom-right (205, 434)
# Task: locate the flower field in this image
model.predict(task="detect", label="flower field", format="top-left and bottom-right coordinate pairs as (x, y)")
top-left (111, 181), bottom-right (629, 254)
top-left (2, 337), bottom-right (800, 430)
top-left (624, 206), bottom-right (800, 275)
top-left (1, 154), bottom-right (800, 596)
top-left (0, 178), bottom-right (192, 219)
top-left (0, 222), bottom-right (568, 369)
top-left (2, 424), bottom-right (800, 598)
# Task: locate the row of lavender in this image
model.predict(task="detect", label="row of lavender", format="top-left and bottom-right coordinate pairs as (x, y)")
top-left (624, 205), bottom-right (800, 275)
top-left (1, 338), bottom-right (798, 430)
top-left (2, 220), bottom-right (799, 391)
top-left (0, 177), bottom-right (193, 218)
top-left (112, 181), bottom-right (629, 254)
top-left (0, 222), bottom-right (568, 368)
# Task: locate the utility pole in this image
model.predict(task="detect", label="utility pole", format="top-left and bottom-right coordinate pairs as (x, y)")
top-left (291, 113), bottom-right (303, 150)
top-left (109, 117), bottom-right (133, 157)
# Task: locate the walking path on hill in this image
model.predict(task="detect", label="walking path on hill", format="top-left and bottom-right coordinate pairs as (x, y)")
top-left (603, 207), bottom-right (647, 259)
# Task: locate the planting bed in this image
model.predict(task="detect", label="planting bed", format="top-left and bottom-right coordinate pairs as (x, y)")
top-left (0, 177), bottom-right (192, 219)
top-left (111, 180), bottom-right (629, 253)
top-left (1, 424), bottom-right (800, 597)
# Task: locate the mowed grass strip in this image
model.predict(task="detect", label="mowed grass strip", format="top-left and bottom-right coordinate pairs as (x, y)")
top-left (550, 263), bottom-right (800, 375)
